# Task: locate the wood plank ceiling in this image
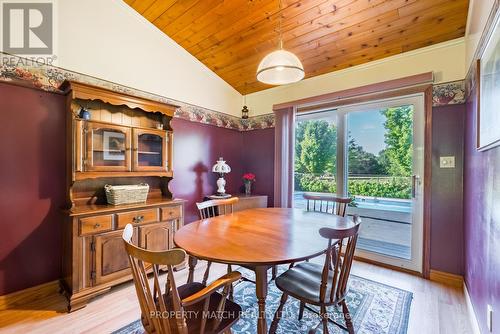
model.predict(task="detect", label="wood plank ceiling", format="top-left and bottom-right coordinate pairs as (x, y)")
top-left (125, 0), bottom-right (469, 95)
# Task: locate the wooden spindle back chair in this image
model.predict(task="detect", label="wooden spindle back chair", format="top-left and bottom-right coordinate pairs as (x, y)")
top-left (196, 197), bottom-right (239, 219)
top-left (195, 197), bottom-right (239, 286)
top-left (122, 224), bottom-right (241, 334)
top-left (270, 216), bottom-right (361, 334)
top-left (303, 193), bottom-right (351, 217)
top-left (318, 221), bottom-right (360, 306)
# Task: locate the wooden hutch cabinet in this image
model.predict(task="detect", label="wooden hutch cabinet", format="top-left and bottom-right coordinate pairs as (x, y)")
top-left (60, 81), bottom-right (185, 312)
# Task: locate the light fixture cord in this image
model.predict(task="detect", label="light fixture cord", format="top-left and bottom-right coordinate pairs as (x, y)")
top-left (278, 0), bottom-right (283, 49)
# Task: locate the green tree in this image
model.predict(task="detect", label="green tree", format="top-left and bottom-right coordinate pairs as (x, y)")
top-left (348, 136), bottom-right (386, 175)
top-left (295, 120), bottom-right (336, 175)
top-left (380, 106), bottom-right (413, 176)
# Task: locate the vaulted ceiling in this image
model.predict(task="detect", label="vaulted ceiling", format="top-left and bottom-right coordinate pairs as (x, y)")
top-left (124, 0), bottom-right (469, 95)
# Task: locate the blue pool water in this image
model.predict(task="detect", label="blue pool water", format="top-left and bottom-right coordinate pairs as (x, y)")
top-left (293, 192), bottom-right (412, 213)
top-left (353, 196), bottom-right (412, 213)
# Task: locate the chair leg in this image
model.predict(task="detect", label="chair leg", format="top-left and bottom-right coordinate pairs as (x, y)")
top-left (227, 264), bottom-right (234, 301)
top-left (269, 293), bottom-right (288, 334)
top-left (298, 301), bottom-right (305, 320)
top-left (202, 261), bottom-right (212, 285)
top-left (272, 265), bottom-right (277, 280)
top-left (320, 305), bottom-right (329, 334)
top-left (187, 256), bottom-right (197, 284)
top-left (341, 300), bottom-right (354, 334)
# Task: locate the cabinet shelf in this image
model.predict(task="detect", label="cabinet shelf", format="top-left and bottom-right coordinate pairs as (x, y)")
top-left (138, 151), bottom-right (161, 155)
top-left (75, 170), bottom-right (173, 181)
top-left (92, 149), bottom-right (126, 153)
top-left (90, 150), bottom-right (163, 156)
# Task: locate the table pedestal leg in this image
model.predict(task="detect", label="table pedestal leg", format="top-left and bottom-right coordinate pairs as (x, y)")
top-left (254, 266), bottom-right (269, 334)
top-left (187, 256), bottom-right (197, 284)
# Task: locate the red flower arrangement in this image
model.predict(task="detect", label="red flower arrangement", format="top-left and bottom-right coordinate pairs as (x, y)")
top-left (243, 173), bottom-right (256, 182)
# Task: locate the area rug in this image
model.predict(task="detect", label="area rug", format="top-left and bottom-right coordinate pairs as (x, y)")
top-left (113, 267), bottom-right (412, 334)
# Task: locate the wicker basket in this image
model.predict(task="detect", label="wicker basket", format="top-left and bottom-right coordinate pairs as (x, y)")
top-left (105, 183), bottom-right (149, 205)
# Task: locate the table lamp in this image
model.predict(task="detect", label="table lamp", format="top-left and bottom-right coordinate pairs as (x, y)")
top-left (212, 157), bottom-right (231, 197)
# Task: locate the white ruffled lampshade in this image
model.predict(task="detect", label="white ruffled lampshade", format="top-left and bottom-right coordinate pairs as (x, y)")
top-left (212, 157), bottom-right (231, 174)
top-left (257, 49), bottom-right (304, 85)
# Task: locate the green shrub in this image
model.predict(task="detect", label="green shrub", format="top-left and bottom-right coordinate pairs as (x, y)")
top-left (295, 173), bottom-right (336, 193)
top-left (348, 178), bottom-right (411, 199)
top-left (295, 173), bottom-right (411, 199)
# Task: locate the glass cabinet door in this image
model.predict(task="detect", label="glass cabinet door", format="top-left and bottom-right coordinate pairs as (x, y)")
top-left (85, 122), bottom-right (131, 171)
top-left (132, 129), bottom-right (169, 171)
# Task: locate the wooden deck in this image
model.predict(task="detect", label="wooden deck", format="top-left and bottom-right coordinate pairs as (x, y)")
top-left (294, 194), bottom-right (412, 259)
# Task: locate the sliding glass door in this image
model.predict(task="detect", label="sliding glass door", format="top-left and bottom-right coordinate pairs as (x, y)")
top-left (294, 94), bottom-right (424, 272)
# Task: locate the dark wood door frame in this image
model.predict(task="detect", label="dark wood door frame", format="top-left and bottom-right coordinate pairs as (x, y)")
top-left (273, 72), bottom-right (434, 278)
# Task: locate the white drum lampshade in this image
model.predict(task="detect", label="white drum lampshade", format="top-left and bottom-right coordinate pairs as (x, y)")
top-left (256, 49), bottom-right (304, 85)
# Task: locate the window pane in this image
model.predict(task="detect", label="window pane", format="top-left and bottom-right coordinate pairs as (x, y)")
top-left (293, 111), bottom-right (338, 209)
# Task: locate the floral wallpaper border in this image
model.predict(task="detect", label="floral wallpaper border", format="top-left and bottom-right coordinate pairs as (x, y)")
top-left (432, 80), bottom-right (466, 106)
top-left (0, 53), bottom-right (246, 130)
top-left (0, 53), bottom-right (463, 131)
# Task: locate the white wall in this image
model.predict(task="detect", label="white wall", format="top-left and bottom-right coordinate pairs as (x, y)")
top-left (245, 39), bottom-right (466, 115)
top-left (465, 0), bottom-right (496, 70)
top-left (56, 0), bottom-right (242, 116)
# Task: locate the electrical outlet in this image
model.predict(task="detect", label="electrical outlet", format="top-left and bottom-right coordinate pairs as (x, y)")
top-left (439, 156), bottom-right (455, 168)
top-left (488, 304), bottom-right (493, 332)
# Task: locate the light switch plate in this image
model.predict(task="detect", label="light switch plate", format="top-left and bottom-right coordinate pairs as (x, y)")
top-left (439, 156), bottom-right (455, 168)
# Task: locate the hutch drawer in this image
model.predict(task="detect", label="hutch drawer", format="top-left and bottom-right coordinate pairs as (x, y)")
top-left (116, 208), bottom-right (158, 228)
top-left (79, 215), bottom-right (113, 235)
top-left (161, 206), bottom-right (182, 221)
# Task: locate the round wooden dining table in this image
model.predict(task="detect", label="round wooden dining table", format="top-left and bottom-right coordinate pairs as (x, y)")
top-left (174, 207), bottom-right (356, 334)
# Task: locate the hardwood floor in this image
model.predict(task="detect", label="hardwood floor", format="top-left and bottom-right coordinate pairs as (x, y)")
top-left (0, 260), bottom-right (472, 334)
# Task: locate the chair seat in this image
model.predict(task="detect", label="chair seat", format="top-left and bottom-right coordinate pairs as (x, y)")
top-left (275, 262), bottom-right (343, 306)
top-left (162, 282), bottom-right (241, 334)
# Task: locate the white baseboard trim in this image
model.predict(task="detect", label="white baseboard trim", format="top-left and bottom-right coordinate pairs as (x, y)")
top-left (463, 281), bottom-right (481, 334)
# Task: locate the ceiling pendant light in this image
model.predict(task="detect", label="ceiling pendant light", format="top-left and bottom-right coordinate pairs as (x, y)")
top-left (256, 0), bottom-right (304, 85)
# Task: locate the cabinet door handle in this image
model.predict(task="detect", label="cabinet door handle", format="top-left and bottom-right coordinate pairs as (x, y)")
top-left (133, 215), bottom-right (144, 223)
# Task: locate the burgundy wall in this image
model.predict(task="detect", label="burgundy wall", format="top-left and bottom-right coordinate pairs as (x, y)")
top-left (241, 128), bottom-right (275, 207)
top-left (170, 118), bottom-right (244, 223)
top-left (0, 84), bottom-right (66, 295)
top-left (430, 104), bottom-right (465, 275)
top-left (464, 84), bottom-right (500, 334)
top-left (169, 120), bottom-right (275, 222)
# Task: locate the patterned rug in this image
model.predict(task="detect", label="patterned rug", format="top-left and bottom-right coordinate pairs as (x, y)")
top-left (113, 267), bottom-right (412, 334)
